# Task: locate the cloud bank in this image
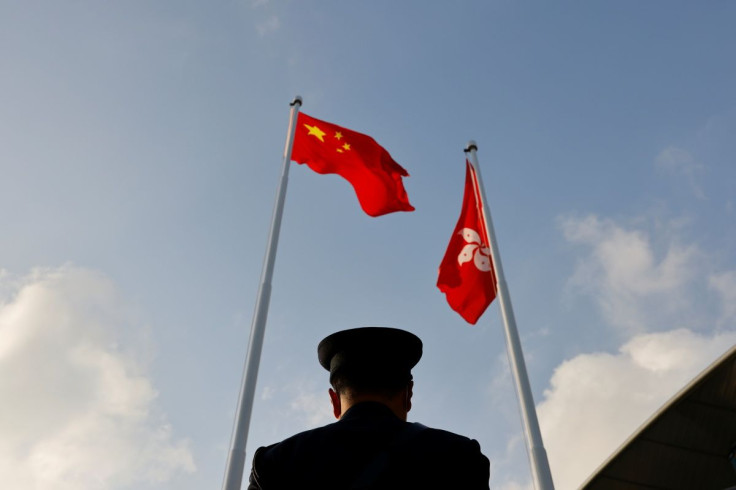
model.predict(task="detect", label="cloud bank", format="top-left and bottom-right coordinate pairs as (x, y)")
top-left (0, 266), bottom-right (194, 489)
top-left (536, 215), bottom-right (736, 488)
top-left (561, 214), bottom-right (702, 333)
top-left (538, 328), bottom-right (736, 489)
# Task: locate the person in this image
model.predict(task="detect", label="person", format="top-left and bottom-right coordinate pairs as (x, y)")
top-left (247, 326), bottom-right (491, 489)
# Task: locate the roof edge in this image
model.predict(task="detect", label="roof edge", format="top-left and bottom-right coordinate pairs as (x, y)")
top-left (579, 343), bottom-right (736, 489)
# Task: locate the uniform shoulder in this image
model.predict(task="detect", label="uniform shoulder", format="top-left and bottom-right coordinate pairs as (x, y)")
top-left (249, 423), bottom-right (338, 489)
top-left (397, 423), bottom-right (490, 489)
top-left (415, 424), bottom-right (479, 445)
top-left (255, 422), bottom-right (336, 459)
top-left (403, 423), bottom-right (487, 464)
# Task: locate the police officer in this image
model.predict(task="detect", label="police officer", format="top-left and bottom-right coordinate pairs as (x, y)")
top-left (248, 327), bottom-right (491, 489)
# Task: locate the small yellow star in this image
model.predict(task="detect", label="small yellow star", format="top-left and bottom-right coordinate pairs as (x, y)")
top-left (342, 143), bottom-right (351, 151)
top-left (304, 124), bottom-right (326, 142)
top-left (334, 131), bottom-right (343, 140)
top-left (336, 148), bottom-right (344, 153)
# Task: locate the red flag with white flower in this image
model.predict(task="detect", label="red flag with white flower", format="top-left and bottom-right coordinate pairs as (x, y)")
top-left (291, 112), bottom-right (414, 217)
top-left (437, 160), bottom-right (497, 324)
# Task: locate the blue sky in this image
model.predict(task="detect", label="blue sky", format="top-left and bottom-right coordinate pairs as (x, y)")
top-left (2, 1), bottom-right (735, 488)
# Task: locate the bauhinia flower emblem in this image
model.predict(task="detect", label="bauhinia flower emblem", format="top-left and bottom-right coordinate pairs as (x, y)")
top-left (457, 228), bottom-right (492, 272)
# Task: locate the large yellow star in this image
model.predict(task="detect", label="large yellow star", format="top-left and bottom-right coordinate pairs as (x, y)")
top-left (304, 124), bottom-right (326, 142)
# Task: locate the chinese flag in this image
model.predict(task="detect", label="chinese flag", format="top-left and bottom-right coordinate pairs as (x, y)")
top-left (437, 161), bottom-right (497, 324)
top-left (291, 112), bottom-right (415, 217)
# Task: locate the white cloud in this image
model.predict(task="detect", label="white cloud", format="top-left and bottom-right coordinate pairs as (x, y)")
top-left (536, 328), bottom-right (736, 489)
top-left (538, 214), bottom-right (736, 488)
top-left (0, 266), bottom-right (194, 490)
top-left (561, 215), bottom-right (700, 333)
top-left (256, 379), bottom-right (334, 439)
top-left (655, 146), bottom-right (700, 174)
top-left (256, 15), bottom-right (280, 37)
top-left (260, 385), bottom-right (275, 400)
top-left (289, 389), bottom-right (334, 427)
top-left (655, 146), bottom-right (705, 198)
top-left (709, 270), bottom-right (736, 326)
top-left (492, 433), bottom-right (533, 490)
top-left (496, 479), bottom-right (533, 490)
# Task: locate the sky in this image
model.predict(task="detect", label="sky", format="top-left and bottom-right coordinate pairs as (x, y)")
top-left (1, 1), bottom-right (735, 489)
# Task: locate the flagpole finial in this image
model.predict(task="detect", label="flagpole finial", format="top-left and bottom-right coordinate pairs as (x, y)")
top-left (464, 140), bottom-right (478, 153)
top-left (291, 95), bottom-right (303, 106)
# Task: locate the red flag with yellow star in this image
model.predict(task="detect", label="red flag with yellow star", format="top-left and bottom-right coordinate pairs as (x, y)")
top-left (291, 112), bottom-right (415, 217)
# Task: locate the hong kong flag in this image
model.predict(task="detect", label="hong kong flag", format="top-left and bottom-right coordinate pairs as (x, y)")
top-left (291, 112), bottom-right (415, 217)
top-left (437, 160), bottom-right (497, 324)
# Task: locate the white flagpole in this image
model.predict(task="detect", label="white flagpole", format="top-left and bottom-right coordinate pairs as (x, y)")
top-left (465, 141), bottom-right (555, 490)
top-left (222, 96), bottom-right (302, 490)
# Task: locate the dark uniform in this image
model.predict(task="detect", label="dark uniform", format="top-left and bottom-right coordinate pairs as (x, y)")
top-left (247, 327), bottom-right (491, 489)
